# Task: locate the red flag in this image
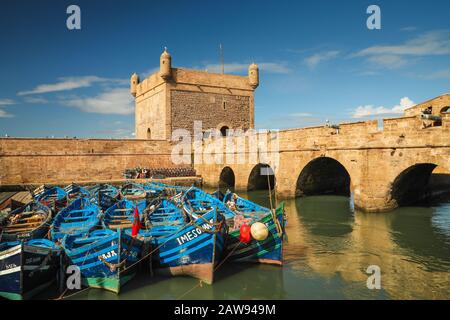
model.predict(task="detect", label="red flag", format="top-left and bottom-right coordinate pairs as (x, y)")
top-left (131, 206), bottom-right (141, 237)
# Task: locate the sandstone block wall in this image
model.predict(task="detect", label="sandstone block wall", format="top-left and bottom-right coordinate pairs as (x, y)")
top-left (0, 138), bottom-right (185, 185)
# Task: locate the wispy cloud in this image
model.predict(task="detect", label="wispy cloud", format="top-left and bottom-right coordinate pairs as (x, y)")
top-left (353, 31), bottom-right (450, 68)
top-left (0, 99), bottom-right (15, 106)
top-left (0, 108), bottom-right (14, 118)
top-left (62, 87), bottom-right (134, 115)
top-left (203, 62), bottom-right (291, 74)
top-left (304, 50), bottom-right (340, 69)
top-left (400, 26), bottom-right (418, 32)
top-left (352, 97), bottom-right (415, 118)
top-left (0, 99), bottom-right (15, 118)
top-left (18, 76), bottom-right (127, 96)
top-left (24, 96), bottom-right (49, 104)
top-left (423, 69), bottom-right (450, 79)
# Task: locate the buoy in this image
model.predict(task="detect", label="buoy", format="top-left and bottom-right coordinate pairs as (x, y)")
top-left (239, 224), bottom-right (251, 243)
top-left (250, 222), bottom-right (269, 241)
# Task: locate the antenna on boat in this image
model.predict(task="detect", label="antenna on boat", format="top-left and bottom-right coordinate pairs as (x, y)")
top-left (219, 43), bottom-right (224, 74)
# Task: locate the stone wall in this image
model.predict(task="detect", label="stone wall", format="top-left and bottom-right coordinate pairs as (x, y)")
top-left (0, 138), bottom-right (185, 185)
top-left (171, 90), bottom-right (251, 135)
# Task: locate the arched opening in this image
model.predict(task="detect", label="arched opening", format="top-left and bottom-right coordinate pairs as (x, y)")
top-left (146, 128), bottom-right (151, 139)
top-left (440, 106), bottom-right (450, 114)
top-left (296, 157), bottom-right (351, 197)
top-left (220, 126), bottom-right (229, 137)
top-left (219, 166), bottom-right (235, 189)
top-left (391, 163), bottom-right (437, 207)
top-left (247, 163), bottom-right (275, 191)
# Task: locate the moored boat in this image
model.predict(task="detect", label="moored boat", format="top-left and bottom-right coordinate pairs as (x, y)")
top-left (0, 201), bottom-right (52, 242)
top-left (0, 239), bottom-right (61, 300)
top-left (88, 184), bottom-right (119, 211)
top-left (50, 197), bottom-right (101, 242)
top-left (218, 191), bottom-right (286, 265)
top-left (34, 187), bottom-right (68, 212)
top-left (64, 183), bottom-right (90, 202)
top-left (177, 187), bottom-right (228, 284)
top-left (62, 229), bottom-right (142, 294)
top-left (119, 182), bottom-right (147, 201)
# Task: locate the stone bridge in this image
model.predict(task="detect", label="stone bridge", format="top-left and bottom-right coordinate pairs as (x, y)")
top-left (194, 114), bottom-right (450, 212)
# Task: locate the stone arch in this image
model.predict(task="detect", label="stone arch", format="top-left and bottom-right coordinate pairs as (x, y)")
top-left (391, 163), bottom-right (437, 207)
top-left (247, 163), bottom-right (275, 191)
top-left (296, 156), bottom-right (351, 197)
top-left (219, 166), bottom-right (235, 189)
top-left (440, 106), bottom-right (450, 114)
top-left (220, 126), bottom-right (229, 137)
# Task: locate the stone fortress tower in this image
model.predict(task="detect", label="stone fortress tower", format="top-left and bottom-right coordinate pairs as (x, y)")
top-left (131, 48), bottom-right (258, 140)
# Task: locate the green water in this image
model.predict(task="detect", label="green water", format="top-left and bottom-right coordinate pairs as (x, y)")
top-left (42, 191), bottom-right (450, 300)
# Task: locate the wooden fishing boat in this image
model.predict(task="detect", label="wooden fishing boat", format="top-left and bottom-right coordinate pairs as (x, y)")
top-left (34, 186), bottom-right (68, 212)
top-left (64, 183), bottom-right (90, 201)
top-left (216, 190), bottom-right (286, 265)
top-left (88, 184), bottom-right (119, 211)
top-left (174, 187), bottom-right (228, 284)
top-left (50, 197), bottom-right (101, 242)
top-left (119, 183), bottom-right (147, 201)
top-left (0, 239), bottom-right (61, 300)
top-left (102, 199), bottom-right (147, 231)
top-left (0, 201), bottom-right (52, 242)
top-left (62, 229), bottom-right (142, 294)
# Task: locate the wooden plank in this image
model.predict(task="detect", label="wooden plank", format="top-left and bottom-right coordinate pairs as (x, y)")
top-left (109, 224), bottom-right (133, 229)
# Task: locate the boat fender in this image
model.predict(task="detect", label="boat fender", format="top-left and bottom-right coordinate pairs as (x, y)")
top-left (239, 223), bottom-right (251, 243)
top-left (250, 222), bottom-right (269, 241)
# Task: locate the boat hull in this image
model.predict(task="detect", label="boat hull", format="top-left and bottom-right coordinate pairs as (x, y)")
top-left (0, 243), bottom-right (60, 300)
top-left (152, 213), bottom-right (226, 285)
top-left (63, 230), bottom-right (141, 294)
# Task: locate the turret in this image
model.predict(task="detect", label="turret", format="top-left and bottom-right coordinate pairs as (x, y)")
top-left (248, 63), bottom-right (259, 89)
top-left (130, 73), bottom-right (139, 97)
top-left (160, 47), bottom-right (172, 80)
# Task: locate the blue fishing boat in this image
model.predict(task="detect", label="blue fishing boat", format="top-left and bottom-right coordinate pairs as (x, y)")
top-left (0, 239), bottom-right (61, 300)
top-left (119, 182), bottom-right (147, 201)
top-left (0, 201), bottom-right (52, 242)
top-left (64, 183), bottom-right (90, 202)
top-left (62, 229), bottom-right (142, 294)
top-left (216, 190), bottom-right (286, 265)
top-left (34, 187), bottom-right (67, 212)
top-left (173, 187), bottom-right (228, 284)
top-left (102, 199), bottom-right (147, 231)
top-left (50, 197), bottom-right (101, 242)
top-left (88, 184), bottom-right (119, 211)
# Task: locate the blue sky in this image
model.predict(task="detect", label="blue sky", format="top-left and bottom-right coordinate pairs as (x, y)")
top-left (0, 0), bottom-right (449, 138)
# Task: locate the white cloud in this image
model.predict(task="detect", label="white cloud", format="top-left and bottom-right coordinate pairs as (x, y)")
top-left (203, 62), bottom-right (291, 74)
top-left (0, 108), bottom-right (13, 118)
top-left (352, 97), bottom-right (415, 118)
top-left (18, 76), bottom-right (126, 96)
top-left (24, 96), bottom-right (49, 104)
top-left (304, 50), bottom-right (340, 68)
top-left (353, 31), bottom-right (450, 68)
top-left (290, 112), bottom-right (313, 117)
top-left (0, 99), bottom-right (15, 106)
top-left (424, 69), bottom-right (450, 79)
top-left (63, 87), bottom-right (134, 115)
top-left (400, 26), bottom-right (418, 32)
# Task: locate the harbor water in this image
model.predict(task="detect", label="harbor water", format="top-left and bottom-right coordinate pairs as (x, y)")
top-left (37, 191), bottom-right (450, 300)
